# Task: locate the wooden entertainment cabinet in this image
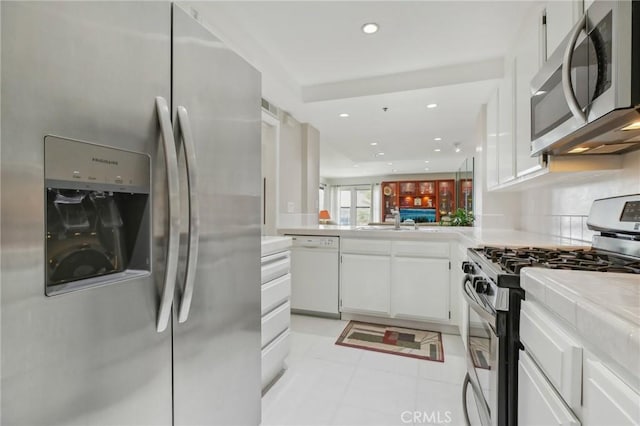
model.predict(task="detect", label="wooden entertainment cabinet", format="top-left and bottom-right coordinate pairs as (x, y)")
top-left (381, 180), bottom-right (455, 223)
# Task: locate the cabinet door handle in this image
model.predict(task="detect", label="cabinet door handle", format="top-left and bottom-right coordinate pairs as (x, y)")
top-left (155, 96), bottom-right (180, 333)
top-left (176, 106), bottom-right (200, 324)
top-left (562, 13), bottom-right (587, 124)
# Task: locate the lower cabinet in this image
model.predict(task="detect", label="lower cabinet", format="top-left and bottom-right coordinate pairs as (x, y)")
top-left (339, 238), bottom-right (450, 322)
top-left (341, 253), bottom-right (390, 315)
top-left (518, 350), bottom-right (581, 426)
top-left (260, 242), bottom-right (291, 390)
top-left (582, 353), bottom-right (640, 426)
top-left (391, 256), bottom-right (449, 321)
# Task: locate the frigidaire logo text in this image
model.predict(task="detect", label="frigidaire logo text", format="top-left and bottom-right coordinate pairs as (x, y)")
top-left (92, 157), bottom-right (118, 166)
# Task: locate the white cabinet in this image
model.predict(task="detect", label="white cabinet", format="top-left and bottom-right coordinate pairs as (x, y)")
top-left (520, 301), bottom-right (583, 410)
top-left (391, 256), bottom-right (449, 321)
top-left (390, 241), bottom-right (450, 321)
top-left (582, 353), bottom-right (640, 426)
top-left (518, 350), bottom-right (581, 426)
top-left (498, 58), bottom-right (516, 184)
top-left (260, 239), bottom-right (292, 390)
top-left (514, 9), bottom-right (545, 177)
top-left (544, 0), bottom-right (584, 60)
top-left (341, 253), bottom-right (390, 315)
top-left (340, 238), bottom-right (392, 315)
top-left (340, 239), bottom-right (451, 323)
top-left (486, 88), bottom-right (499, 190)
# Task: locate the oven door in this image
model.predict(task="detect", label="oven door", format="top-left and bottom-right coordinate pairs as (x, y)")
top-left (462, 274), bottom-right (499, 426)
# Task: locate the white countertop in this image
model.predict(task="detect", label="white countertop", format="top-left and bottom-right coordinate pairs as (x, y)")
top-left (278, 225), bottom-right (588, 248)
top-left (522, 268), bottom-right (640, 378)
top-left (261, 236), bottom-right (292, 257)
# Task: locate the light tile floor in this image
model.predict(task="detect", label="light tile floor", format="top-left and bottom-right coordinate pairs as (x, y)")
top-left (262, 315), bottom-right (482, 426)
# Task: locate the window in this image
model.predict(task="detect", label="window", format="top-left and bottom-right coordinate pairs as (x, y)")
top-left (319, 185), bottom-right (325, 212)
top-left (336, 185), bottom-right (372, 226)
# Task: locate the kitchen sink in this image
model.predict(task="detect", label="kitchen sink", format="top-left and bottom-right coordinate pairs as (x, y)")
top-left (355, 225), bottom-right (416, 231)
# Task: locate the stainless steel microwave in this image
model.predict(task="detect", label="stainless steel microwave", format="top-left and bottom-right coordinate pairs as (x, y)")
top-left (530, 0), bottom-right (640, 156)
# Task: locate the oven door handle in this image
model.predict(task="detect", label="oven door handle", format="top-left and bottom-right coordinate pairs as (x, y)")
top-left (562, 12), bottom-right (587, 124)
top-left (462, 275), bottom-right (497, 332)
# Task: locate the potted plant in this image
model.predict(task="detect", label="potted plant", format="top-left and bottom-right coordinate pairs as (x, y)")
top-left (441, 208), bottom-right (475, 226)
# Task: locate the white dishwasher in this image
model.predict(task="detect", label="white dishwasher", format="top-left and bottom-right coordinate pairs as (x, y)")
top-left (288, 235), bottom-right (340, 318)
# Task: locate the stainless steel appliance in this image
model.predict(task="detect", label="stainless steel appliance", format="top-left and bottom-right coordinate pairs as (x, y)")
top-left (461, 193), bottom-right (640, 426)
top-left (289, 235), bottom-right (341, 318)
top-left (530, 0), bottom-right (640, 156)
top-left (1, 3), bottom-right (261, 425)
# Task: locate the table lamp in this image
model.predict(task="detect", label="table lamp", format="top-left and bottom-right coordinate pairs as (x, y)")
top-left (319, 210), bottom-right (331, 224)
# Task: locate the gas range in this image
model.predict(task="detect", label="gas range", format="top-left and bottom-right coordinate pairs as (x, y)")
top-left (470, 245), bottom-right (640, 277)
top-left (461, 194), bottom-right (640, 426)
top-left (466, 194), bottom-right (640, 312)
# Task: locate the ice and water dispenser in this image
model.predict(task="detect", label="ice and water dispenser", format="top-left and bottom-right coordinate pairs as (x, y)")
top-left (45, 136), bottom-right (151, 295)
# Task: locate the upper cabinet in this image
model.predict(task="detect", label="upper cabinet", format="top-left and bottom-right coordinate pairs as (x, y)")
top-left (498, 57), bottom-right (516, 184)
top-left (544, 0), bottom-right (584, 61)
top-left (514, 8), bottom-right (545, 177)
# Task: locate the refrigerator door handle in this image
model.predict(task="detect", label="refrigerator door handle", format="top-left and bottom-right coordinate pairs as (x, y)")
top-left (176, 106), bottom-right (200, 323)
top-left (155, 96), bottom-right (181, 333)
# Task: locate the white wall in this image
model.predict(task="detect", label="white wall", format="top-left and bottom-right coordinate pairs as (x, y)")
top-left (261, 120), bottom-right (278, 235)
top-left (519, 150), bottom-right (640, 241)
top-left (276, 111), bottom-right (320, 228)
top-left (277, 112), bottom-right (302, 227)
top-left (301, 123), bottom-right (319, 215)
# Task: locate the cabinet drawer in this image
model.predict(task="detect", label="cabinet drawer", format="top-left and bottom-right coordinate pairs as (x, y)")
top-left (520, 301), bottom-right (582, 410)
top-left (262, 330), bottom-right (290, 389)
top-left (262, 273), bottom-right (291, 315)
top-left (261, 251), bottom-right (290, 284)
top-left (261, 301), bottom-right (290, 348)
top-left (341, 238), bottom-right (391, 255)
top-left (583, 355), bottom-right (640, 426)
top-left (392, 241), bottom-right (449, 258)
top-left (518, 350), bottom-right (581, 426)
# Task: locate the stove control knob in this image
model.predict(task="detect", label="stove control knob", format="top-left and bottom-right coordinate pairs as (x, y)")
top-left (462, 261), bottom-right (475, 274)
top-left (473, 277), bottom-right (489, 294)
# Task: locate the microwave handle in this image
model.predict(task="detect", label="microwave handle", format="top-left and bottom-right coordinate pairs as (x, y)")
top-left (155, 96), bottom-right (181, 333)
top-left (562, 13), bottom-right (587, 124)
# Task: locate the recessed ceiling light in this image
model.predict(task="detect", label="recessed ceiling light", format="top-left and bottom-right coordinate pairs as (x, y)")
top-left (362, 23), bottom-right (379, 34)
top-left (434, 137), bottom-right (442, 141)
top-left (427, 103), bottom-right (438, 109)
top-left (353, 164), bottom-right (359, 167)
top-left (455, 147), bottom-right (461, 153)
top-left (392, 169), bottom-right (398, 172)
top-left (424, 160), bottom-right (429, 163)
top-left (339, 113), bottom-right (349, 118)
top-left (387, 162), bottom-right (393, 166)
top-left (424, 168), bottom-right (430, 171)
top-left (376, 152), bottom-right (385, 156)
top-left (370, 142), bottom-right (378, 146)
top-left (434, 148), bottom-right (441, 152)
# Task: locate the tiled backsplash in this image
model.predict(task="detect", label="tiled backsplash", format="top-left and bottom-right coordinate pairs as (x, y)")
top-left (521, 214), bottom-right (594, 242)
top-left (519, 150), bottom-right (640, 243)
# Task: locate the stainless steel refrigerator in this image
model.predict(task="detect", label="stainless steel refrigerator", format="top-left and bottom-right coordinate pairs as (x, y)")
top-left (1, 2), bottom-right (262, 424)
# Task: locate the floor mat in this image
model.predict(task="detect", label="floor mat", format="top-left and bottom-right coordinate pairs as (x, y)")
top-left (335, 320), bottom-right (444, 362)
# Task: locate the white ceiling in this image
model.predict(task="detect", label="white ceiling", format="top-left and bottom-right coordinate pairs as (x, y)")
top-left (191, 1), bottom-right (539, 178)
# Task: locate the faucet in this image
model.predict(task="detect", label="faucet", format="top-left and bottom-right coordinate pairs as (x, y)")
top-left (391, 208), bottom-right (400, 230)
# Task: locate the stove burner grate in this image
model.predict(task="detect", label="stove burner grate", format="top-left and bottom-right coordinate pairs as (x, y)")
top-left (480, 246), bottom-right (640, 274)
